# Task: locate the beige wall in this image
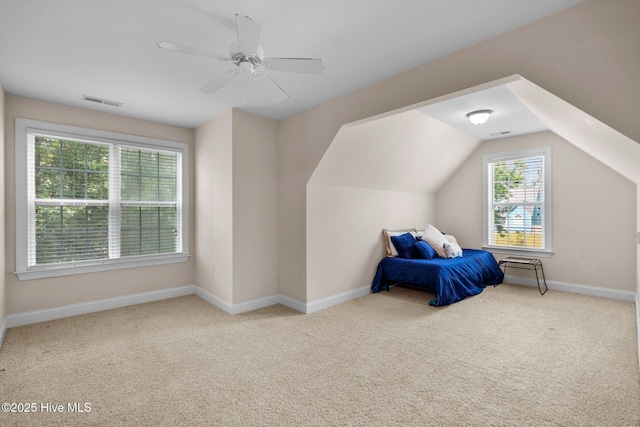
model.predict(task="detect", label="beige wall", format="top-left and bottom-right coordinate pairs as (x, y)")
top-left (307, 186), bottom-right (435, 301)
top-left (305, 109), bottom-right (476, 301)
top-left (194, 110), bottom-right (233, 303)
top-left (437, 131), bottom-right (636, 291)
top-left (231, 110), bottom-right (279, 304)
top-left (310, 110), bottom-right (480, 193)
top-left (195, 109), bottom-right (279, 305)
top-left (5, 95), bottom-right (195, 314)
top-left (278, 0), bottom-right (640, 302)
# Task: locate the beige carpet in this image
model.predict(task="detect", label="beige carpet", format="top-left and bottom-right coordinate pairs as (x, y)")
top-left (0, 283), bottom-right (638, 426)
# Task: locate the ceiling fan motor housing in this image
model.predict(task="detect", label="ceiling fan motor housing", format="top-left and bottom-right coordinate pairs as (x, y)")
top-left (230, 41), bottom-right (264, 67)
top-left (157, 13), bottom-right (324, 100)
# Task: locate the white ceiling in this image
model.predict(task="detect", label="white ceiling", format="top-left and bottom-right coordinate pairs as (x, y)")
top-left (0, 0), bottom-right (584, 128)
top-left (417, 84), bottom-right (549, 141)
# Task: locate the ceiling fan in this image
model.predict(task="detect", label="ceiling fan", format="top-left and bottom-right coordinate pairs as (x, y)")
top-left (158, 14), bottom-right (325, 103)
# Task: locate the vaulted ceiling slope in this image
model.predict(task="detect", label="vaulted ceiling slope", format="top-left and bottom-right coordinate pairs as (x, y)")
top-left (309, 76), bottom-right (640, 193)
top-left (309, 109), bottom-right (479, 194)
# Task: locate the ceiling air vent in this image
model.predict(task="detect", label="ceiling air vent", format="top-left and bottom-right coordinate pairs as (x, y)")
top-left (82, 95), bottom-right (122, 107)
top-left (489, 130), bottom-right (512, 137)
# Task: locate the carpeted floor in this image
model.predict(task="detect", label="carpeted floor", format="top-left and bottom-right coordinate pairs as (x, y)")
top-left (0, 283), bottom-right (638, 426)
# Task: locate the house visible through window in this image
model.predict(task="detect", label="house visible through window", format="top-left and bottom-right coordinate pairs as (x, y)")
top-left (483, 147), bottom-right (551, 254)
top-left (15, 119), bottom-right (189, 280)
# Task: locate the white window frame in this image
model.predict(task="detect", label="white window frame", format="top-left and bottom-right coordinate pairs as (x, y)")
top-left (482, 147), bottom-right (552, 257)
top-left (15, 118), bottom-right (190, 280)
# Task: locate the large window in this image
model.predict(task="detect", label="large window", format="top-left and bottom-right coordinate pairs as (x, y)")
top-left (16, 119), bottom-right (189, 280)
top-left (483, 147), bottom-right (551, 255)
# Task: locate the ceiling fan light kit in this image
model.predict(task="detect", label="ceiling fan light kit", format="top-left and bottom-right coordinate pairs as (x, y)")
top-left (158, 14), bottom-right (325, 104)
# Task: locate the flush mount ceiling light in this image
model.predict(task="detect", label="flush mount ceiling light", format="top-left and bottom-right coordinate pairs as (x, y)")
top-left (466, 109), bottom-right (493, 125)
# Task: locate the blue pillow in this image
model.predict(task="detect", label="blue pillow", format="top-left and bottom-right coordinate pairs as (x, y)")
top-left (390, 233), bottom-right (418, 258)
top-left (415, 240), bottom-right (436, 259)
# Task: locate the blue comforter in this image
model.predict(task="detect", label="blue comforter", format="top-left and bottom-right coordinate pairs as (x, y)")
top-left (371, 249), bottom-right (504, 306)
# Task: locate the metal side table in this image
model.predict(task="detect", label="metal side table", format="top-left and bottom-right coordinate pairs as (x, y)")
top-left (498, 257), bottom-right (548, 295)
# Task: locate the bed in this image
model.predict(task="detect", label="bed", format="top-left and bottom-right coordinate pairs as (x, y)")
top-left (371, 249), bottom-right (504, 307)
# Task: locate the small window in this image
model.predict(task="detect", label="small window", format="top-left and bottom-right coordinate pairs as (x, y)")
top-left (15, 119), bottom-right (189, 280)
top-left (483, 147), bottom-right (552, 255)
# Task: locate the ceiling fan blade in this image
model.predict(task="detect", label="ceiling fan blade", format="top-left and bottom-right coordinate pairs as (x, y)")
top-left (199, 70), bottom-right (239, 94)
top-left (262, 58), bottom-right (325, 75)
top-left (235, 14), bottom-right (262, 55)
top-left (253, 72), bottom-right (289, 103)
top-left (157, 41), bottom-right (229, 61)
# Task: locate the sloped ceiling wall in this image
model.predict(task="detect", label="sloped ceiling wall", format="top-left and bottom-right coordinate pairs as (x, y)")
top-left (308, 109), bottom-right (479, 194)
top-left (310, 75), bottom-right (640, 199)
top-left (508, 78), bottom-right (640, 183)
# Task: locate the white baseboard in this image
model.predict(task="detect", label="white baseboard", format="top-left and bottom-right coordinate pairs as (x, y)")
top-left (0, 318), bottom-right (7, 350)
top-left (504, 275), bottom-right (636, 302)
top-left (193, 287), bottom-right (286, 315)
top-left (0, 284), bottom-right (370, 343)
top-left (278, 294), bottom-right (307, 313)
top-left (192, 286), bottom-right (233, 314)
top-left (231, 294), bottom-right (283, 315)
top-left (306, 285), bottom-right (371, 314)
top-left (191, 286), bottom-right (369, 315)
top-left (5, 285), bottom-right (196, 329)
top-left (192, 287), bottom-right (369, 316)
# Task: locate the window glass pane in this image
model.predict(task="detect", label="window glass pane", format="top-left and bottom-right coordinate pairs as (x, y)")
top-left (140, 151), bottom-right (159, 176)
top-left (87, 171), bottom-right (109, 200)
top-left (121, 206), bottom-right (141, 257)
top-left (87, 145), bottom-right (109, 172)
top-left (491, 205), bottom-right (543, 249)
top-left (493, 182), bottom-right (508, 202)
top-left (488, 153), bottom-right (546, 250)
top-left (120, 206), bottom-right (177, 257)
top-left (140, 176), bottom-right (159, 201)
top-left (35, 205), bottom-right (109, 264)
top-left (120, 173), bottom-right (140, 201)
top-left (159, 177), bottom-right (177, 201)
top-left (35, 137), bottom-right (109, 201)
top-left (36, 168), bottom-right (61, 199)
top-left (120, 148), bottom-right (177, 202)
top-left (25, 125), bottom-right (184, 273)
top-left (159, 153), bottom-right (176, 176)
top-left (61, 141), bottom-right (86, 171)
top-left (62, 169), bottom-right (85, 199)
top-left (35, 137), bottom-right (60, 168)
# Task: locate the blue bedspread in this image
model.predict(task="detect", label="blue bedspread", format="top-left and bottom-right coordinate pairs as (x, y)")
top-left (371, 249), bottom-right (504, 306)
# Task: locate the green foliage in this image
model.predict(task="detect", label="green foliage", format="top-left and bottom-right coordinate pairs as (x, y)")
top-left (121, 206), bottom-right (177, 257)
top-left (35, 137), bottom-right (109, 200)
top-left (492, 160), bottom-right (525, 202)
top-left (33, 137), bottom-right (178, 265)
top-left (35, 205), bottom-right (109, 264)
top-left (120, 149), bottom-right (177, 202)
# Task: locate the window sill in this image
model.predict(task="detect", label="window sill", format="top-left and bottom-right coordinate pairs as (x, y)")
top-left (482, 245), bottom-right (553, 258)
top-left (16, 254), bottom-right (189, 281)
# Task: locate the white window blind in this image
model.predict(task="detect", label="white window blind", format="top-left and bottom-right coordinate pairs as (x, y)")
top-left (483, 147), bottom-right (552, 254)
top-left (16, 119), bottom-right (189, 280)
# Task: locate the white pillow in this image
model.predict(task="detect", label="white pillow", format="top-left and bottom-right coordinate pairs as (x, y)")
top-left (444, 242), bottom-right (463, 258)
top-left (421, 224), bottom-right (449, 258)
top-left (444, 234), bottom-right (457, 245)
top-left (382, 229), bottom-right (416, 257)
